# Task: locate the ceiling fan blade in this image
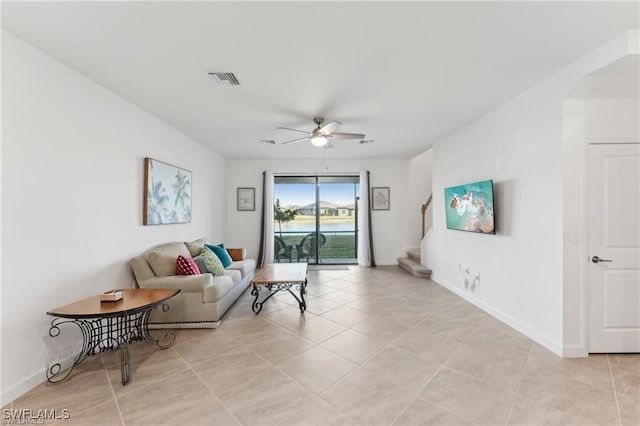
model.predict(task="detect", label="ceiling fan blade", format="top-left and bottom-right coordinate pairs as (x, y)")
top-left (277, 127), bottom-right (309, 134)
top-left (319, 120), bottom-right (343, 133)
top-left (327, 132), bottom-right (366, 140)
top-left (282, 137), bottom-right (309, 145)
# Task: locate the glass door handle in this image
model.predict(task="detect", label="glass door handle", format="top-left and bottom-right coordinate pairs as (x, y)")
top-left (592, 256), bottom-right (613, 263)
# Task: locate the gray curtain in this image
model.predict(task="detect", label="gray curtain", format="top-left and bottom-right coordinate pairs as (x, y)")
top-left (357, 170), bottom-right (376, 267)
top-left (257, 171), bottom-right (267, 266)
top-left (256, 171), bottom-right (275, 267)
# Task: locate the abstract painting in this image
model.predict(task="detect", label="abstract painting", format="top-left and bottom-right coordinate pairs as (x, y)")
top-left (143, 158), bottom-right (192, 225)
top-left (444, 179), bottom-right (495, 234)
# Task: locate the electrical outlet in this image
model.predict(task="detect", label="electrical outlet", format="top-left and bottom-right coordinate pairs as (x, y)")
top-left (470, 273), bottom-right (480, 290)
top-left (462, 266), bottom-right (471, 289)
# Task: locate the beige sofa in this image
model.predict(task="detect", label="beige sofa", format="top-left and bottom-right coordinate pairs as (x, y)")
top-left (130, 238), bottom-right (255, 328)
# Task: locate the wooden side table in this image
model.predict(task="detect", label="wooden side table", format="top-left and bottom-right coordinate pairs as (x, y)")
top-left (46, 288), bottom-right (180, 385)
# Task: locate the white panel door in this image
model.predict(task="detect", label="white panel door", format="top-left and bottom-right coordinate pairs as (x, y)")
top-left (588, 143), bottom-right (640, 353)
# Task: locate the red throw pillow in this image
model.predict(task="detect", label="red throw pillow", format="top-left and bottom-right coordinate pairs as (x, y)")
top-left (176, 255), bottom-right (201, 275)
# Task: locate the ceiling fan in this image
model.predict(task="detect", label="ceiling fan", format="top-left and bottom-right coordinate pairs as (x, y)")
top-left (278, 117), bottom-right (365, 147)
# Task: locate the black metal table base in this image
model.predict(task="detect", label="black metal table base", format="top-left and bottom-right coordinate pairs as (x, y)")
top-left (251, 279), bottom-right (307, 314)
top-left (46, 305), bottom-right (175, 385)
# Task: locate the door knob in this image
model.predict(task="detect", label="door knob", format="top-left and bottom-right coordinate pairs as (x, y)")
top-left (592, 256), bottom-right (613, 264)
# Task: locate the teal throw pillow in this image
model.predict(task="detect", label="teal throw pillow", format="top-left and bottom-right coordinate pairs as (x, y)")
top-left (202, 246), bottom-right (225, 276)
top-left (205, 243), bottom-right (233, 268)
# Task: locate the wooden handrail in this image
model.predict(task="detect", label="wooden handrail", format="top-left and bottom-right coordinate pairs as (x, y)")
top-left (421, 193), bottom-right (433, 239)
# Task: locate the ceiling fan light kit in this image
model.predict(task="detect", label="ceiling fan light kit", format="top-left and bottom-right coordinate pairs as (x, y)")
top-left (311, 135), bottom-right (328, 147)
top-left (278, 117), bottom-right (366, 148)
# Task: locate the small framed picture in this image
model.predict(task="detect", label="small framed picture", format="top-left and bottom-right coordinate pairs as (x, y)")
top-left (237, 187), bottom-right (255, 211)
top-left (371, 187), bottom-right (390, 210)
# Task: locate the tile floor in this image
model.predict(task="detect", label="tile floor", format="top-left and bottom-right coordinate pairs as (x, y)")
top-left (5, 266), bottom-right (639, 425)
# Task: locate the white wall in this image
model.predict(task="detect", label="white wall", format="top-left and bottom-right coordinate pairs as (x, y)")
top-left (405, 149), bottom-right (433, 249)
top-left (1, 31), bottom-right (226, 404)
top-left (423, 31), bottom-right (637, 355)
top-left (562, 95), bottom-right (639, 356)
top-left (225, 157), bottom-right (419, 265)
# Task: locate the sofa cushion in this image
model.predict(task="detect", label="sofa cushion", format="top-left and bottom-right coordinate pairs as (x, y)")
top-left (224, 269), bottom-right (242, 286)
top-left (227, 259), bottom-right (256, 278)
top-left (146, 242), bottom-right (191, 276)
top-left (205, 243), bottom-right (233, 268)
top-left (202, 246), bottom-right (225, 276)
top-left (176, 255), bottom-right (201, 275)
top-left (202, 275), bottom-right (234, 303)
top-left (185, 238), bottom-right (208, 257)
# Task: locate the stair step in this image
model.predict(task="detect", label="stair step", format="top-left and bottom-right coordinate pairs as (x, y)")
top-left (407, 248), bottom-right (421, 263)
top-left (398, 257), bottom-right (432, 279)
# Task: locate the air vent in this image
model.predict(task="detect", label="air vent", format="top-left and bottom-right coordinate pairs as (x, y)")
top-left (207, 72), bottom-right (240, 86)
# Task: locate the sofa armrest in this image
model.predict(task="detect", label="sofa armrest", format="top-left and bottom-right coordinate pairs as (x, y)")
top-left (130, 256), bottom-right (155, 285)
top-left (138, 274), bottom-right (213, 293)
top-left (227, 248), bottom-right (246, 261)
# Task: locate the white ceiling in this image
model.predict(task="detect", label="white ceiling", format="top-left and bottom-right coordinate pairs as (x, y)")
top-left (2, 1), bottom-right (638, 159)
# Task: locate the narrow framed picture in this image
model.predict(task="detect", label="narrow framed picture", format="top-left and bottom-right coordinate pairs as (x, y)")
top-left (143, 158), bottom-right (192, 225)
top-left (237, 187), bottom-right (255, 211)
top-left (371, 187), bottom-right (390, 210)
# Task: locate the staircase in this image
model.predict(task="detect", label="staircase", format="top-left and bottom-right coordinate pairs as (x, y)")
top-left (398, 194), bottom-right (433, 279)
top-left (398, 248), bottom-right (432, 279)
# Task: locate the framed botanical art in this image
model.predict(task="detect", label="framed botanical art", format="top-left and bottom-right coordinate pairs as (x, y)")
top-left (371, 187), bottom-right (390, 210)
top-left (143, 158), bottom-right (192, 225)
top-left (237, 187), bottom-right (255, 211)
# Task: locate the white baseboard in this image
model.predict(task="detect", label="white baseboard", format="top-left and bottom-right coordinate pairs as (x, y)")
top-left (432, 277), bottom-right (564, 357)
top-left (2, 371), bottom-right (43, 407)
top-left (372, 258), bottom-right (399, 266)
top-left (1, 354), bottom-right (76, 407)
top-left (562, 344), bottom-right (588, 358)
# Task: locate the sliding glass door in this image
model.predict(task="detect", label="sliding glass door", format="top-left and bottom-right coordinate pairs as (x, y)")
top-left (273, 177), bottom-right (317, 264)
top-left (317, 177), bottom-right (359, 264)
top-left (274, 175), bottom-right (359, 264)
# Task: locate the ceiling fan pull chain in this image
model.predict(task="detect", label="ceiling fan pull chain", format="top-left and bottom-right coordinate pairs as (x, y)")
top-left (325, 147), bottom-right (329, 170)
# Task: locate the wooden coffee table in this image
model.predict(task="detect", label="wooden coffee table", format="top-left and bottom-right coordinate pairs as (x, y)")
top-left (251, 263), bottom-right (308, 314)
top-left (46, 288), bottom-right (180, 385)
